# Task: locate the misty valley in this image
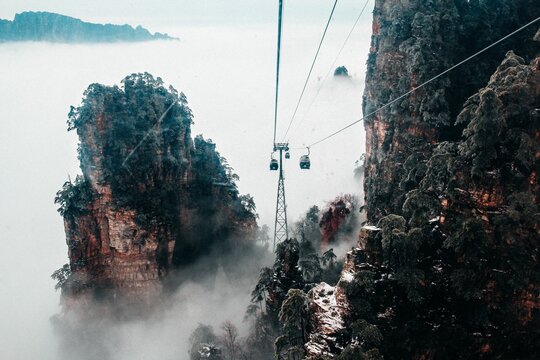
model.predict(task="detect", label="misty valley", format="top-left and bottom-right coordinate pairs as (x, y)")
top-left (1, 1), bottom-right (539, 360)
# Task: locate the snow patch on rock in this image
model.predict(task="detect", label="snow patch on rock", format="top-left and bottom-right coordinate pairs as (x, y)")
top-left (305, 282), bottom-right (346, 357)
top-left (341, 270), bottom-right (355, 283)
top-left (362, 225), bottom-right (381, 231)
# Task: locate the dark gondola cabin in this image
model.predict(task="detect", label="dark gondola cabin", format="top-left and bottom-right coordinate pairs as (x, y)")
top-left (299, 155), bottom-right (310, 169)
top-left (285, 151), bottom-right (290, 159)
top-left (270, 159), bottom-right (279, 170)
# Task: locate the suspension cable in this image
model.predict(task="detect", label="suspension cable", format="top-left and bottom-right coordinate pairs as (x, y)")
top-left (281, 0), bottom-right (339, 141)
top-left (273, 0), bottom-right (285, 146)
top-left (301, 16), bottom-right (540, 149)
top-left (287, 0), bottom-right (371, 141)
top-left (122, 101), bottom-right (176, 168)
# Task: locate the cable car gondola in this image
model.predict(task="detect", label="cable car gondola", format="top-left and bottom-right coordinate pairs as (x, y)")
top-left (285, 151), bottom-right (290, 159)
top-left (299, 148), bottom-right (311, 169)
top-left (299, 155), bottom-right (310, 169)
top-left (270, 155), bottom-right (279, 171)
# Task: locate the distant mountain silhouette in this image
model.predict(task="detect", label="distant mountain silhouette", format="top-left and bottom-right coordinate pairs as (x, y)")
top-left (0, 11), bottom-right (177, 42)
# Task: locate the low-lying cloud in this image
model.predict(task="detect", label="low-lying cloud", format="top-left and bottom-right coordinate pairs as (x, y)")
top-left (0, 21), bottom-right (370, 359)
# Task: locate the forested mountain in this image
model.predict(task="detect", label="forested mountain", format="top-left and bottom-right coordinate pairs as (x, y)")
top-left (48, 1), bottom-right (540, 359)
top-left (53, 73), bottom-right (258, 315)
top-left (242, 1), bottom-right (540, 359)
top-left (0, 11), bottom-right (175, 42)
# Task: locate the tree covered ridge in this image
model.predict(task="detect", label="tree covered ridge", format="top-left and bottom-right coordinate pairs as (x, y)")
top-left (0, 11), bottom-right (175, 42)
top-left (68, 74), bottom-right (192, 222)
top-left (54, 73), bottom-right (258, 295)
top-left (235, 1), bottom-right (540, 358)
top-left (363, 0), bottom-right (540, 220)
top-left (339, 15), bottom-right (540, 360)
top-left (256, 52), bottom-right (539, 360)
top-left (59, 73), bottom-right (255, 223)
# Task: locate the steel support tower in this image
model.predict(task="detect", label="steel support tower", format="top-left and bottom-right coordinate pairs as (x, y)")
top-left (273, 143), bottom-right (289, 251)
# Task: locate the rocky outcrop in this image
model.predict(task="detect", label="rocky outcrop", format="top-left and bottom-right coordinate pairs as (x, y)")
top-left (362, 0), bottom-right (540, 222)
top-left (265, 239), bottom-right (304, 325)
top-left (61, 199), bottom-right (165, 311)
top-left (305, 283), bottom-right (346, 357)
top-left (55, 74), bottom-right (256, 314)
top-left (0, 12), bottom-right (175, 42)
top-left (362, 0), bottom-right (458, 220)
top-left (307, 1), bottom-right (540, 358)
top-left (433, 51), bottom-right (540, 328)
top-left (304, 226), bottom-right (381, 358)
top-left (319, 195), bottom-right (360, 251)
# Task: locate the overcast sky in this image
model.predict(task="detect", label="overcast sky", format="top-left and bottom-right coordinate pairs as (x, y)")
top-left (0, 2), bottom-right (373, 358)
top-left (0, 0), bottom-right (370, 29)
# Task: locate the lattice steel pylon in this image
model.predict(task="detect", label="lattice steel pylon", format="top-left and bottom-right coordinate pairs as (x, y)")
top-left (273, 143), bottom-right (289, 251)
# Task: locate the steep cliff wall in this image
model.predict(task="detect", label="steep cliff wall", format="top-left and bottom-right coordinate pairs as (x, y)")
top-left (363, 0), bottom-right (540, 221)
top-left (55, 73), bottom-right (257, 313)
top-left (303, 1), bottom-right (540, 358)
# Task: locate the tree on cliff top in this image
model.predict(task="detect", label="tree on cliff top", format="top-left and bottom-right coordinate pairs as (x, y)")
top-left (67, 72), bottom-right (195, 220)
top-left (65, 72), bottom-right (257, 227)
top-left (54, 175), bottom-right (94, 218)
top-left (275, 289), bottom-right (309, 359)
top-left (334, 66), bottom-right (350, 77)
top-left (59, 73), bottom-right (259, 286)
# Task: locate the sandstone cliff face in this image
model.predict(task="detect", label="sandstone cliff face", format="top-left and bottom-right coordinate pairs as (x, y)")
top-left (319, 195), bottom-right (361, 251)
top-left (363, 0), bottom-right (458, 220)
top-left (433, 52), bottom-right (540, 327)
top-left (303, 227), bottom-right (381, 358)
top-left (363, 0), bottom-right (540, 222)
top-left (304, 1), bottom-right (540, 358)
top-left (56, 74), bottom-right (256, 313)
top-left (62, 197), bottom-right (165, 310)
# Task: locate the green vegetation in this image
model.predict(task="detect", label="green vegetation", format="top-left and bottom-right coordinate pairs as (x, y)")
top-left (58, 72), bottom-right (258, 280)
top-left (0, 11), bottom-right (175, 42)
top-left (275, 289), bottom-right (309, 359)
top-left (459, 89), bottom-right (506, 176)
top-left (333, 66), bottom-right (350, 77)
top-left (65, 72), bottom-right (257, 224)
top-left (51, 264), bottom-right (71, 291)
top-left (242, 196), bottom-right (361, 359)
top-left (54, 175), bottom-right (94, 218)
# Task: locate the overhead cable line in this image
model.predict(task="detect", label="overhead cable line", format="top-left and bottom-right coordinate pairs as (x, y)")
top-left (273, 0), bottom-right (285, 146)
top-left (287, 0), bottom-right (371, 141)
top-left (281, 0), bottom-right (339, 141)
top-left (301, 15), bottom-right (540, 149)
top-left (122, 101), bottom-right (177, 168)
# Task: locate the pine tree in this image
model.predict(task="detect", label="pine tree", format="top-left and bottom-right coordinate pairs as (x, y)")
top-left (279, 289), bottom-right (309, 343)
top-left (459, 88), bottom-right (505, 176)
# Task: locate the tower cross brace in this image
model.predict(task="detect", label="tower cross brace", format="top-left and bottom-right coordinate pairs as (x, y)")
top-left (273, 143), bottom-right (289, 251)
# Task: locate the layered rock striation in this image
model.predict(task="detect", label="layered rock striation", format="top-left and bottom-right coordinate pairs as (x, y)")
top-left (363, 0), bottom-right (539, 221)
top-left (305, 1), bottom-right (540, 358)
top-left (55, 73), bottom-right (256, 313)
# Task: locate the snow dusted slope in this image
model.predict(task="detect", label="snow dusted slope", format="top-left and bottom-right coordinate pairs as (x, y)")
top-left (305, 226), bottom-right (382, 357)
top-left (306, 282), bottom-right (346, 357)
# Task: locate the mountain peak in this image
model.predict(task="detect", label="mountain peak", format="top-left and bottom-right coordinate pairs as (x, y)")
top-left (0, 11), bottom-right (178, 42)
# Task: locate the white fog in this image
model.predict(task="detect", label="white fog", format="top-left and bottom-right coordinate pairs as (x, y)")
top-left (0, 5), bottom-right (371, 359)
